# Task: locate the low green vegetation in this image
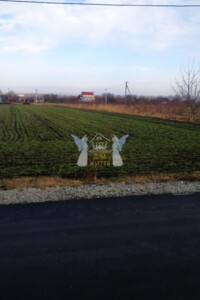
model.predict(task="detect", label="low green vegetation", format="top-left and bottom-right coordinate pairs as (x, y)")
top-left (0, 104), bottom-right (200, 179)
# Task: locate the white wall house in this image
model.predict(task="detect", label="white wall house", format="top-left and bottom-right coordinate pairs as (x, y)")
top-left (80, 91), bottom-right (95, 102)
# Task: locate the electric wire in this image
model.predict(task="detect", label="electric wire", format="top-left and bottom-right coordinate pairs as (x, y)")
top-left (0, 0), bottom-right (200, 7)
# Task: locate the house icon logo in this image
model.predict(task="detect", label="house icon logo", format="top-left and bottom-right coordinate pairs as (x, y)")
top-left (91, 133), bottom-right (109, 151)
top-left (89, 133), bottom-right (112, 167)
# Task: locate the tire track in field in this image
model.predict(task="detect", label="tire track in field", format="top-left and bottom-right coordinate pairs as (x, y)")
top-left (31, 112), bottom-right (66, 139)
top-left (11, 106), bottom-right (20, 142)
top-left (1, 106), bottom-right (31, 142)
top-left (2, 106), bottom-right (12, 141)
top-left (3, 105), bottom-right (21, 142)
top-left (14, 106), bottom-right (30, 142)
top-left (11, 106), bottom-right (31, 142)
top-left (0, 106), bottom-right (8, 141)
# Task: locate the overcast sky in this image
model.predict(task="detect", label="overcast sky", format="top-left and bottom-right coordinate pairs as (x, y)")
top-left (0, 0), bottom-right (200, 96)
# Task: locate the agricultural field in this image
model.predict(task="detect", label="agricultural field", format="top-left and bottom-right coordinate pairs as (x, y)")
top-left (0, 104), bottom-right (200, 179)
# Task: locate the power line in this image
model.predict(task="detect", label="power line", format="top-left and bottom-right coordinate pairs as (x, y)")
top-left (0, 0), bottom-right (200, 7)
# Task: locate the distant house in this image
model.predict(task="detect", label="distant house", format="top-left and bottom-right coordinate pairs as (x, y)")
top-left (0, 95), bottom-right (8, 104)
top-left (18, 94), bottom-right (25, 103)
top-left (79, 91), bottom-right (95, 102)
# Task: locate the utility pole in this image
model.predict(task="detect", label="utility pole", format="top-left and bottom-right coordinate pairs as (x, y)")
top-left (105, 88), bottom-right (108, 104)
top-left (35, 89), bottom-right (38, 103)
top-left (125, 81), bottom-right (132, 103)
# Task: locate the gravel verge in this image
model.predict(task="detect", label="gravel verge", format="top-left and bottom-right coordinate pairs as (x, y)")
top-left (0, 181), bottom-right (200, 205)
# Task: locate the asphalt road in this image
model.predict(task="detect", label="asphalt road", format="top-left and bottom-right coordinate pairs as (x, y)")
top-left (0, 193), bottom-right (200, 300)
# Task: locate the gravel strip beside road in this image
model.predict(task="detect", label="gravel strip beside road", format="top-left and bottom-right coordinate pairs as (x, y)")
top-left (0, 181), bottom-right (200, 205)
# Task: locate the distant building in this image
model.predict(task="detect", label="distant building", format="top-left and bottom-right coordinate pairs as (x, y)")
top-left (34, 95), bottom-right (44, 104)
top-left (18, 94), bottom-right (25, 103)
top-left (0, 95), bottom-right (10, 104)
top-left (79, 91), bottom-right (95, 102)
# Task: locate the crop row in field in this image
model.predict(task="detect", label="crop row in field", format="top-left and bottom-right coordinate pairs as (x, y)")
top-left (0, 104), bottom-right (200, 178)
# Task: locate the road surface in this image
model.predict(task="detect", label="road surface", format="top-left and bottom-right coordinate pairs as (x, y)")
top-left (0, 193), bottom-right (200, 299)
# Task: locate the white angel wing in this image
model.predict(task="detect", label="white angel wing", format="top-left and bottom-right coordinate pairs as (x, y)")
top-left (71, 134), bottom-right (83, 152)
top-left (116, 134), bottom-right (129, 151)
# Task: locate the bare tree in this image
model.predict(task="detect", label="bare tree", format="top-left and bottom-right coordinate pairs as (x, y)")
top-left (173, 62), bottom-right (200, 122)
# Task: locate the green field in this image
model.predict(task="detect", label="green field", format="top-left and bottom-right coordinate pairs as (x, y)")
top-left (0, 104), bottom-right (200, 179)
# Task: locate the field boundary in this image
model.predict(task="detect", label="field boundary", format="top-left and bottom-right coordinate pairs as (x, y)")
top-left (1, 172), bottom-right (200, 190)
top-left (38, 102), bottom-right (200, 124)
top-left (0, 179), bottom-right (200, 205)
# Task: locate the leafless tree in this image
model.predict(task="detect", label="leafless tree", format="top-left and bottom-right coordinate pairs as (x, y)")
top-left (173, 62), bottom-right (200, 122)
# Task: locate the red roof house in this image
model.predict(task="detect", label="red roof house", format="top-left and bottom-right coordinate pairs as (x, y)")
top-left (80, 91), bottom-right (95, 102)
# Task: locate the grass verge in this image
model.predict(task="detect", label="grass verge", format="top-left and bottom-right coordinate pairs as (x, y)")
top-left (1, 172), bottom-right (200, 190)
